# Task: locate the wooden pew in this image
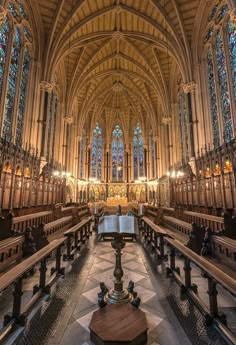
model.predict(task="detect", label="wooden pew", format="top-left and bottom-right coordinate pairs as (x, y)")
top-left (63, 217), bottom-right (92, 260)
top-left (140, 217), bottom-right (236, 342)
top-left (0, 236), bottom-right (24, 272)
top-left (0, 215), bottom-right (74, 273)
top-left (141, 216), bottom-right (169, 259)
top-left (183, 211), bottom-right (223, 233)
top-left (12, 211), bottom-right (54, 232)
top-left (162, 215), bottom-right (236, 268)
top-left (77, 205), bottom-right (90, 220)
top-left (211, 236), bottom-right (236, 271)
top-left (0, 238), bottom-right (65, 343)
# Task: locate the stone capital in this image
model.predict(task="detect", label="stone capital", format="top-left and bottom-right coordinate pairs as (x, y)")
top-left (230, 9), bottom-right (236, 26)
top-left (154, 135), bottom-right (159, 142)
top-left (64, 116), bottom-right (73, 124)
top-left (40, 81), bottom-right (54, 93)
top-left (162, 115), bottom-right (172, 125)
top-left (182, 81), bottom-right (196, 94)
top-left (76, 135), bottom-right (82, 142)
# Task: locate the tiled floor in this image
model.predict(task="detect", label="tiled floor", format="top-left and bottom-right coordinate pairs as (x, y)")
top-left (56, 240), bottom-right (191, 345)
top-left (2, 234), bottom-right (234, 345)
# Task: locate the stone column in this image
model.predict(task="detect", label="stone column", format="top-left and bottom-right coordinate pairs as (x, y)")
top-left (183, 82), bottom-right (196, 159)
top-left (38, 81), bottom-right (54, 158)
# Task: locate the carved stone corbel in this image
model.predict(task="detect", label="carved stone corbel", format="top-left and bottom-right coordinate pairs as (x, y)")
top-left (182, 82), bottom-right (196, 94)
top-left (40, 81), bottom-right (54, 93)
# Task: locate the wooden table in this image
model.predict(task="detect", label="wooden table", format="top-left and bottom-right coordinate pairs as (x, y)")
top-left (89, 304), bottom-right (148, 345)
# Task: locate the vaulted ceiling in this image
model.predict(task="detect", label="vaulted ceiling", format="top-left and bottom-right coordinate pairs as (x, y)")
top-left (34, 0), bottom-right (207, 137)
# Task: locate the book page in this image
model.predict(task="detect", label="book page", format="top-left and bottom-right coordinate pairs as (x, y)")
top-left (98, 215), bottom-right (119, 234)
top-left (119, 216), bottom-right (137, 234)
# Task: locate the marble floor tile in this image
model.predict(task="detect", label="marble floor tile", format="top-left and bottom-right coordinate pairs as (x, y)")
top-left (93, 261), bottom-right (113, 270)
top-left (76, 309), bottom-right (99, 332)
top-left (82, 286), bottom-right (101, 305)
top-left (140, 308), bottom-right (163, 333)
top-left (134, 285), bottom-right (156, 303)
top-left (123, 260), bottom-right (148, 273)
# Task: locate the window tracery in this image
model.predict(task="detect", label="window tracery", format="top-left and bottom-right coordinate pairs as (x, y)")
top-left (91, 123), bottom-right (102, 180)
top-left (205, 2), bottom-right (235, 146)
top-left (133, 123), bottom-right (144, 180)
top-left (112, 125), bottom-right (123, 182)
top-left (80, 130), bottom-right (85, 179)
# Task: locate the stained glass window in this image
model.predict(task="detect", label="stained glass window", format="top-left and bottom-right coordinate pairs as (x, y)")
top-left (15, 47), bottom-right (30, 146)
top-left (91, 123), bottom-right (102, 180)
top-left (79, 130), bottom-right (85, 179)
top-left (215, 30), bottom-right (233, 143)
top-left (23, 26), bottom-right (32, 42)
top-left (208, 4), bottom-right (218, 21)
top-left (216, 4), bottom-right (228, 22)
top-left (2, 27), bottom-right (21, 141)
top-left (204, 26), bottom-right (213, 43)
top-left (227, 18), bottom-right (236, 99)
top-left (8, 3), bottom-right (18, 18)
top-left (207, 48), bottom-right (220, 147)
top-left (18, 3), bottom-right (28, 19)
top-left (151, 133), bottom-right (155, 178)
top-left (111, 125), bottom-right (123, 182)
top-left (0, 16), bottom-right (10, 99)
top-left (133, 123), bottom-right (144, 179)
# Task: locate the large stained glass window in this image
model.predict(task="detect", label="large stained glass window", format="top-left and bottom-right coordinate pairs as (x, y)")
top-left (79, 130), bottom-right (85, 179)
top-left (133, 123), bottom-right (144, 180)
top-left (111, 125), bottom-right (123, 182)
top-left (151, 133), bottom-right (155, 178)
top-left (15, 47), bottom-right (30, 146)
top-left (2, 27), bottom-right (21, 141)
top-left (207, 48), bottom-right (220, 147)
top-left (91, 123), bottom-right (102, 180)
top-left (0, 17), bottom-right (10, 99)
top-left (227, 18), bottom-right (236, 99)
top-left (215, 30), bottom-right (233, 143)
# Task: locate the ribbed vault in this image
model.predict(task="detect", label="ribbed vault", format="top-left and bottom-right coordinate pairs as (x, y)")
top-left (33, 0), bottom-right (207, 138)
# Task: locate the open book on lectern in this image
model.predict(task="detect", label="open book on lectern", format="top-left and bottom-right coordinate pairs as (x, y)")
top-left (98, 216), bottom-right (138, 234)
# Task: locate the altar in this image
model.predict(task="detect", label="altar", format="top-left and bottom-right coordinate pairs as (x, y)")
top-left (106, 196), bottom-right (128, 206)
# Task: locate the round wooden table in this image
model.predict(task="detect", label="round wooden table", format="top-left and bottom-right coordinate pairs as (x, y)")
top-left (89, 304), bottom-right (148, 345)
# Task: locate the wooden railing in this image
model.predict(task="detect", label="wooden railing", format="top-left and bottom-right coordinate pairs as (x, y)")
top-left (140, 217), bottom-right (236, 344)
top-left (183, 211), bottom-right (223, 232)
top-left (162, 215), bottom-right (192, 236)
top-left (63, 217), bottom-right (92, 260)
top-left (12, 211), bottom-right (54, 232)
top-left (0, 238), bottom-right (65, 342)
top-left (0, 215), bottom-right (74, 273)
top-left (0, 236), bottom-right (24, 272)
